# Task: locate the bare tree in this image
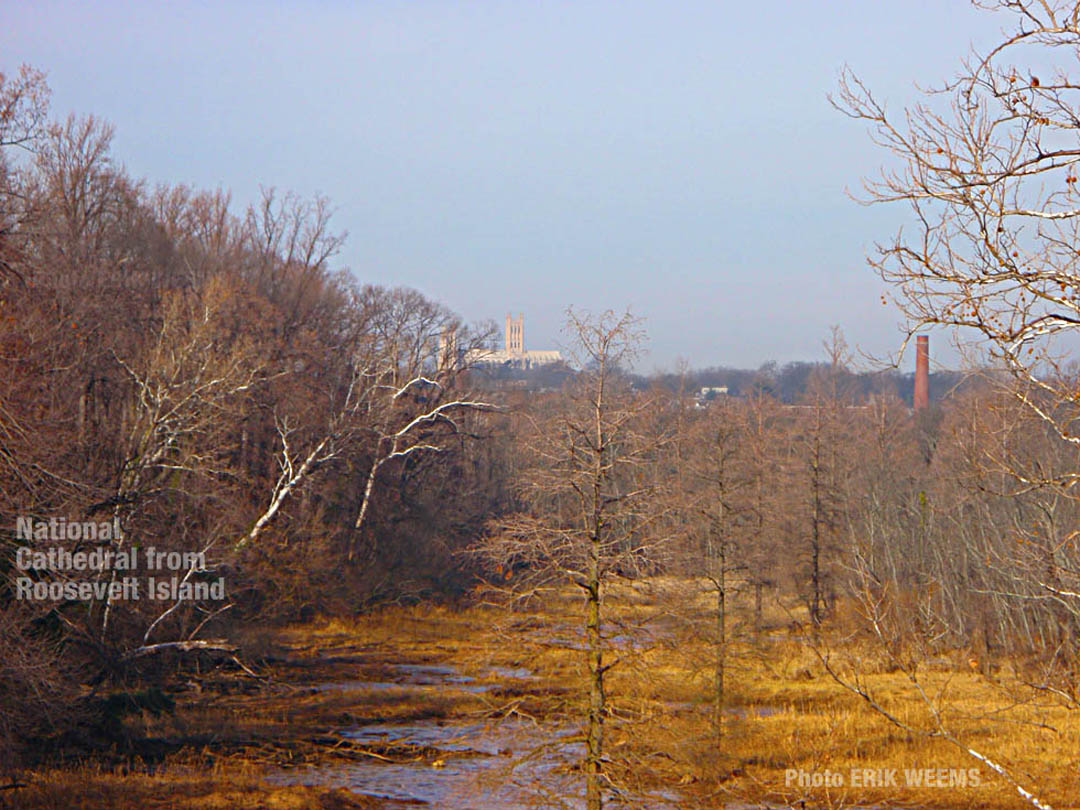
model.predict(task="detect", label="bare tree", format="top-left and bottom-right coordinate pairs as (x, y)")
top-left (348, 287), bottom-right (497, 551)
top-left (476, 309), bottom-right (669, 810)
top-left (0, 64), bottom-right (49, 284)
top-left (683, 397), bottom-right (748, 733)
top-left (833, 0), bottom-right (1080, 481)
top-left (740, 384), bottom-right (783, 636)
top-left (822, 19), bottom-right (1080, 798)
top-left (783, 329), bottom-right (856, 626)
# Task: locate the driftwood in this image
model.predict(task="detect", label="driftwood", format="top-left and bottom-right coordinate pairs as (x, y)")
top-left (120, 639), bottom-right (237, 662)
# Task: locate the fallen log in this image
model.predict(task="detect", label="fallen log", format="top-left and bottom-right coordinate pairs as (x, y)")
top-left (121, 639), bottom-right (237, 661)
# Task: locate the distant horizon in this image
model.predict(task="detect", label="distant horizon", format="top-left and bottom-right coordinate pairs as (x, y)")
top-left (0, 0), bottom-right (1006, 371)
top-left (468, 307), bottom-right (963, 377)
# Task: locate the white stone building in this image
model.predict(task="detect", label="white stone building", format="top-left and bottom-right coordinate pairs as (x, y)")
top-left (467, 313), bottom-right (563, 369)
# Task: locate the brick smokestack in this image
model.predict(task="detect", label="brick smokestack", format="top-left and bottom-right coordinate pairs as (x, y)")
top-left (914, 335), bottom-right (930, 411)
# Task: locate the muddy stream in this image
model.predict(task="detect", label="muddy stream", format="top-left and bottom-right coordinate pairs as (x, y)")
top-left (266, 661), bottom-right (580, 807)
top-left (265, 661), bottom-right (680, 808)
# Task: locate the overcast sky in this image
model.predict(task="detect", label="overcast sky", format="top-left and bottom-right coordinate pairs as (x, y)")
top-left (2, 1), bottom-right (1006, 371)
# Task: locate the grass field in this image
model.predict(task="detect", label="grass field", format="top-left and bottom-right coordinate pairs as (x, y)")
top-left (5, 583), bottom-right (1077, 809)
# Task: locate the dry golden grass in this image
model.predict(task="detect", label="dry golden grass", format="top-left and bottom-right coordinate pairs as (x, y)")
top-left (9, 588), bottom-right (1080, 809)
top-left (262, 594), bottom-right (1074, 807)
top-left (280, 593), bottom-right (1080, 808)
top-left (6, 759), bottom-right (385, 810)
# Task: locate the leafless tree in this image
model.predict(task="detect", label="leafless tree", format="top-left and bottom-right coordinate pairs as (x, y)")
top-left (833, 0), bottom-right (1080, 481)
top-left (476, 309), bottom-right (670, 810)
top-left (781, 329), bottom-right (857, 626)
top-left (0, 64), bottom-right (49, 284)
top-left (834, 1), bottom-right (1080, 768)
top-left (681, 397), bottom-right (749, 733)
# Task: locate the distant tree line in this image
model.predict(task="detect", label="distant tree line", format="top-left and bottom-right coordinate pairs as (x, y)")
top-left (642, 362), bottom-right (967, 406)
top-left (473, 353), bottom-right (968, 407)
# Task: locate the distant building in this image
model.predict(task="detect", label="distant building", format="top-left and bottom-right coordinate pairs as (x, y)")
top-left (437, 326), bottom-right (459, 373)
top-left (692, 385), bottom-right (729, 408)
top-left (467, 313), bottom-right (563, 370)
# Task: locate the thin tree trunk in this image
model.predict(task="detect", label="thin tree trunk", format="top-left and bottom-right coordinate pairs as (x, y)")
top-left (754, 580), bottom-right (763, 639)
top-left (586, 367), bottom-right (606, 810)
top-left (586, 564), bottom-right (604, 810)
top-left (350, 455), bottom-right (382, 560)
top-left (715, 537), bottom-right (726, 736)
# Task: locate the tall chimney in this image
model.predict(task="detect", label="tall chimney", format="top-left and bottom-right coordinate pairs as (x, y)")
top-left (914, 335), bottom-right (930, 411)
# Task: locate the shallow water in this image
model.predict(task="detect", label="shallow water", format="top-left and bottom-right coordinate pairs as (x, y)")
top-left (268, 715), bottom-right (585, 808)
top-left (485, 666), bottom-right (538, 680)
top-left (314, 679), bottom-right (495, 694)
top-left (311, 662), bottom-right (539, 695)
top-left (271, 660), bottom-right (682, 808)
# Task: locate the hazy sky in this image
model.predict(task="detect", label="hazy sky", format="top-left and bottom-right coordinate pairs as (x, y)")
top-left (2, 1), bottom-right (1006, 371)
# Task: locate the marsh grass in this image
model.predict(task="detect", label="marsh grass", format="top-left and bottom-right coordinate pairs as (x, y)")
top-left (7, 586), bottom-right (1078, 808)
